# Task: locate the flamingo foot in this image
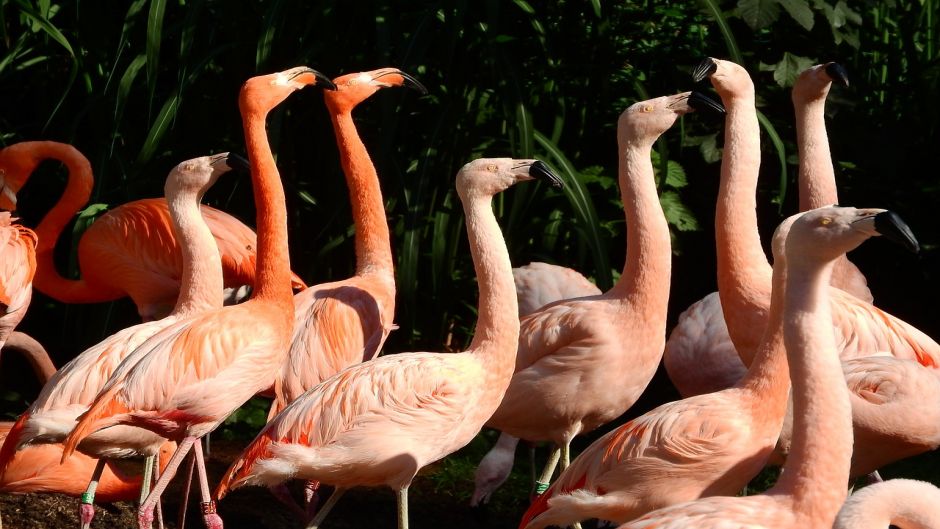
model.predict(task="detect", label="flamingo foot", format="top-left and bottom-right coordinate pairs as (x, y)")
top-left (137, 508), bottom-right (155, 529)
top-left (79, 502), bottom-right (95, 529)
top-left (201, 501), bottom-right (223, 529)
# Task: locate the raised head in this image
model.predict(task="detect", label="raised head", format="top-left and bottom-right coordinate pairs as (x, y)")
top-left (618, 91), bottom-right (724, 145)
top-left (691, 57), bottom-right (754, 100)
top-left (787, 206), bottom-right (919, 264)
top-left (238, 66), bottom-right (335, 116)
top-left (456, 158), bottom-right (562, 200)
top-left (793, 62), bottom-right (849, 102)
top-left (164, 152), bottom-right (248, 200)
top-left (325, 67), bottom-right (426, 112)
top-left (0, 141), bottom-right (90, 210)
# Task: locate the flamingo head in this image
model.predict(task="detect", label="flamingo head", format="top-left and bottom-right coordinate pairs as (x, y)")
top-left (239, 66), bottom-right (335, 116)
top-left (792, 62), bottom-right (849, 103)
top-left (164, 152), bottom-right (248, 200)
top-left (692, 57), bottom-right (754, 101)
top-left (618, 91), bottom-right (724, 145)
top-left (457, 158), bottom-right (562, 200)
top-left (325, 67), bottom-right (426, 112)
top-left (788, 206), bottom-right (919, 263)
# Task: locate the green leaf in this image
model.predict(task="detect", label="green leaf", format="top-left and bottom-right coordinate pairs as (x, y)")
top-left (511, 0), bottom-right (535, 15)
top-left (737, 0), bottom-right (781, 30)
top-left (778, 0), bottom-right (814, 29)
top-left (146, 0), bottom-right (167, 95)
top-left (590, 0), bottom-right (601, 18)
top-left (665, 160), bottom-right (688, 188)
top-left (771, 52), bottom-right (815, 87)
top-left (699, 0), bottom-right (743, 63)
top-left (136, 91), bottom-right (180, 165)
top-left (660, 191), bottom-right (699, 232)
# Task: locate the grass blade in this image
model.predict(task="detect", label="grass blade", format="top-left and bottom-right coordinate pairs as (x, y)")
top-left (146, 0), bottom-right (167, 97)
top-left (756, 110), bottom-right (788, 211)
top-left (698, 0), bottom-right (743, 63)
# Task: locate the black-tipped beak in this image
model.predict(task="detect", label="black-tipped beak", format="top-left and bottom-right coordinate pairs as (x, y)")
top-left (291, 68), bottom-right (336, 90)
top-left (691, 58), bottom-right (717, 83)
top-left (688, 91), bottom-right (725, 114)
top-left (398, 71), bottom-right (428, 95)
top-left (226, 153), bottom-right (251, 173)
top-left (825, 62), bottom-right (849, 87)
top-left (529, 161), bottom-right (563, 188)
top-left (874, 211), bottom-right (919, 253)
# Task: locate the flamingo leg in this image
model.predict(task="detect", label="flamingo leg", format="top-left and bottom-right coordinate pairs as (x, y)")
top-left (138, 437), bottom-right (196, 529)
top-left (140, 455), bottom-right (154, 504)
top-left (79, 458), bottom-right (107, 529)
top-left (153, 457), bottom-right (164, 529)
top-left (865, 471), bottom-right (883, 484)
top-left (560, 441), bottom-right (571, 471)
top-left (304, 480), bottom-right (321, 518)
top-left (178, 453), bottom-right (196, 529)
top-left (305, 487), bottom-right (346, 529)
top-left (193, 440), bottom-right (223, 528)
top-left (397, 485), bottom-right (409, 529)
top-left (269, 483), bottom-right (308, 521)
top-left (534, 446), bottom-right (561, 495)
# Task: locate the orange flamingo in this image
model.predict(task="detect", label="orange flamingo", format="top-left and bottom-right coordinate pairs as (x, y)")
top-left (0, 212), bottom-right (37, 351)
top-left (271, 67), bottom-right (426, 417)
top-left (0, 153), bottom-right (245, 528)
top-left (61, 66), bottom-right (334, 529)
top-left (615, 206), bottom-right (919, 529)
top-left (834, 478), bottom-right (940, 528)
top-left (479, 90), bottom-right (724, 500)
top-left (0, 141), bottom-right (305, 321)
top-left (215, 158), bottom-right (563, 529)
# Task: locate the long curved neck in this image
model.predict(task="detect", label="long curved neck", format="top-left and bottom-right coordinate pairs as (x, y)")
top-left (737, 252), bottom-right (789, 399)
top-left (462, 193), bottom-right (518, 382)
top-left (794, 90), bottom-right (837, 210)
top-left (607, 137), bottom-right (670, 319)
top-left (715, 89), bottom-right (773, 360)
top-left (773, 255), bottom-right (851, 522)
top-left (839, 482), bottom-right (940, 529)
top-left (329, 109), bottom-right (394, 277)
top-left (3, 331), bottom-right (56, 384)
top-left (30, 143), bottom-right (122, 302)
top-left (167, 188), bottom-right (223, 316)
top-left (242, 109), bottom-right (293, 311)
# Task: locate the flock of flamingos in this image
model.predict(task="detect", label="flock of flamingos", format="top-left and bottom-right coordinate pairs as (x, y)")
top-left (0, 56), bottom-right (937, 529)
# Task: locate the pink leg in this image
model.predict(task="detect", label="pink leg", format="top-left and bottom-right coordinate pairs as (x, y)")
top-left (139, 437), bottom-right (196, 529)
top-left (153, 457), bottom-right (164, 529)
top-left (193, 440), bottom-right (223, 529)
top-left (80, 459), bottom-right (107, 529)
top-left (178, 453), bottom-right (196, 529)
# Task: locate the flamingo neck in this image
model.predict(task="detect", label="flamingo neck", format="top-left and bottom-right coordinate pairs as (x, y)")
top-left (462, 193), bottom-right (518, 382)
top-left (837, 481), bottom-right (940, 529)
top-left (794, 94), bottom-right (838, 210)
top-left (29, 143), bottom-right (122, 302)
top-left (737, 251), bottom-right (790, 402)
top-left (773, 256), bottom-right (851, 522)
top-left (242, 110), bottom-right (293, 310)
top-left (715, 92), bottom-right (772, 362)
top-left (606, 138), bottom-right (670, 321)
top-left (166, 189), bottom-right (223, 316)
top-left (330, 110), bottom-right (394, 278)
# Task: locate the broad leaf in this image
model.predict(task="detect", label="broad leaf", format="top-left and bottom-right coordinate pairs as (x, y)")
top-left (771, 52), bottom-right (815, 87)
top-left (778, 0), bottom-right (814, 29)
top-left (660, 191), bottom-right (699, 232)
top-left (737, 0), bottom-right (780, 30)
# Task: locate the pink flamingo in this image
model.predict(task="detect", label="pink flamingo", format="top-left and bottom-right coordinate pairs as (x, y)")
top-left (60, 66), bottom-right (334, 529)
top-left (0, 212), bottom-right (37, 351)
top-left (834, 479), bottom-right (940, 528)
top-left (0, 141), bottom-right (305, 321)
top-left (479, 90), bottom-right (724, 501)
top-left (614, 205), bottom-right (919, 529)
top-left (215, 158), bottom-right (563, 529)
top-left (0, 153), bottom-right (245, 528)
top-left (472, 262), bottom-right (601, 506)
top-left (518, 212), bottom-right (798, 529)
top-left (271, 67), bottom-right (426, 417)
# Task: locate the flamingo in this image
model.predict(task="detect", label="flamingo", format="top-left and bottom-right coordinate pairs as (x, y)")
top-left (663, 61), bottom-right (865, 398)
top-left (60, 66), bottom-right (335, 529)
top-left (478, 90), bottom-right (725, 502)
top-left (471, 262), bottom-right (601, 506)
top-left (834, 479), bottom-right (940, 528)
top-left (614, 205), bottom-right (919, 529)
top-left (271, 67), bottom-right (426, 417)
top-left (0, 141), bottom-right (305, 321)
top-left (215, 157), bottom-right (564, 529)
top-left (0, 212), bottom-right (37, 351)
top-left (518, 213), bottom-right (799, 529)
top-left (0, 152), bottom-right (246, 528)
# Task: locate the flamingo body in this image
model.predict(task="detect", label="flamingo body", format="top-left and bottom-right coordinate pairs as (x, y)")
top-left (0, 213), bottom-right (37, 349)
top-left (512, 262), bottom-right (600, 316)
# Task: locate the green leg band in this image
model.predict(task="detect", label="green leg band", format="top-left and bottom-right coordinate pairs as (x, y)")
top-left (535, 481), bottom-right (550, 495)
top-left (80, 492), bottom-right (94, 505)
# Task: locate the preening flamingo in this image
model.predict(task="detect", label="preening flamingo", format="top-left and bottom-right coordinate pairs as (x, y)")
top-left (215, 158), bottom-right (564, 529)
top-left (834, 478), bottom-right (940, 528)
top-left (471, 262), bottom-right (601, 506)
top-left (518, 214), bottom-right (798, 529)
top-left (479, 90), bottom-right (724, 500)
top-left (615, 205), bottom-right (919, 529)
top-left (0, 332), bottom-right (55, 383)
top-left (271, 67), bottom-right (426, 417)
top-left (0, 212), bottom-right (37, 351)
top-left (0, 141), bottom-right (305, 321)
top-left (0, 152), bottom-right (245, 528)
top-left (60, 66), bottom-right (335, 529)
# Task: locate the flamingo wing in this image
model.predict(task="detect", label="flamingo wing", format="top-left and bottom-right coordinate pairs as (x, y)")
top-left (0, 218), bottom-right (37, 313)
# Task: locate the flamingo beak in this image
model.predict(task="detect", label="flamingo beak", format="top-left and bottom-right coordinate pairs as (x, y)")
top-left (224, 153), bottom-right (251, 173)
top-left (691, 58), bottom-right (718, 83)
top-left (289, 68), bottom-right (337, 90)
top-left (824, 62), bottom-right (850, 87)
top-left (688, 91), bottom-right (725, 114)
top-left (372, 69), bottom-right (428, 95)
top-left (872, 211), bottom-right (919, 253)
top-left (517, 160), bottom-right (563, 188)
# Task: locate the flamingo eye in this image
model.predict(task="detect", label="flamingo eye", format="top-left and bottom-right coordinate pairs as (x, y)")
top-left (643, 105), bottom-right (653, 113)
top-left (486, 164), bottom-right (497, 172)
top-left (820, 217), bottom-right (832, 225)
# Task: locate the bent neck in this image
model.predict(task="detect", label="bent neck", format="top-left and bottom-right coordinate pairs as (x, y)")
top-left (839, 481), bottom-right (940, 529)
top-left (737, 252), bottom-right (790, 400)
top-left (607, 138), bottom-right (670, 320)
top-left (167, 189), bottom-right (224, 316)
top-left (794, 95), bottom-right (838, 210)
top-left (773, 257), bottom-right (851, 522)
top-left (241, 110), bottom-right (293, 310)
top-left (329, 110), bottom-right (394, 278)
top-left (462, 193), bottom-right (518, 381)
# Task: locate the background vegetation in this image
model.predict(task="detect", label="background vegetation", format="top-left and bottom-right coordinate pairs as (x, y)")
top-left (1, 0), bottom-right (938, 501)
